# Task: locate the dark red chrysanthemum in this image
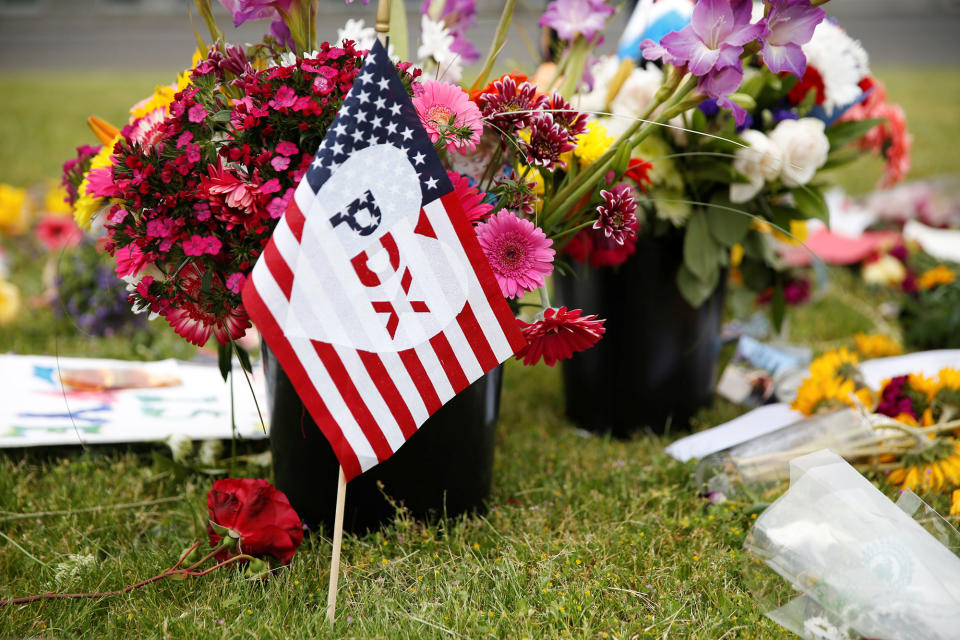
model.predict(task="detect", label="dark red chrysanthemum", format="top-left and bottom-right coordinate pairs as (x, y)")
top-left (207, 478), bottom-right (303, 565)
top-left (515, 306), bottom-right (606, 367)
top-left (542, 91), bottom-right (588, 138)
top-left (521, 113), bottom-right (575, 171)
top-left (594, 184), bottom-right (639, 246)
top-left (478, 76), bottom-right (547, 135)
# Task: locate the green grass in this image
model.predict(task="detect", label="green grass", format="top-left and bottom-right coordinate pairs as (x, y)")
top-left (1, 68), bottom-right (959, 638)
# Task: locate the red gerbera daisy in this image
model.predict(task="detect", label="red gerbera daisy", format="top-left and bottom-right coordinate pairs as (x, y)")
top-left (448, 170), bottom-right (494, 223)
top-left (515, 306), bottom-right (606, 367)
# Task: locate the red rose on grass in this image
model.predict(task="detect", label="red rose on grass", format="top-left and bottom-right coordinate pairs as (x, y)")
top-left (206, 478), bottom-right (303, 565)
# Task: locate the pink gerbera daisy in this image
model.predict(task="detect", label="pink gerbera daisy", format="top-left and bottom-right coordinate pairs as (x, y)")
top-left (448, 170), bottom-right (493, 224)
top-left (515, 306), bottom-right (606, 367)
top-left (475, 209), bottom-right (555, 298)
top-left (412, 79), bottom-right (483, 154)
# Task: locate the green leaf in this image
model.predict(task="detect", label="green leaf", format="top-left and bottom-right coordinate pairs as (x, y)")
top-left (706, 198), bottom-right (752, 246)
top-left (770, 280), bottom-right (787, 333)
top-left (820, 149), bottom-right (862, 171)
top-left (211, 110), bottom-right (233, 122)
top-left (742, 229), bottom-right (776, 265)
top-left (676, 263), bottom-right (720, 308)
top-left (790, 186), bottom-right (829, 225)
top-left (690, 108), bottom-right (707, 134)
top-left (217, 342), bottom-right (231, 382)
top-left (825, 118), bottom-right (885, 149)
top-left (683, 210), bottom-right (722, 281)
top-left (740, 257), bottom-right (774, 292)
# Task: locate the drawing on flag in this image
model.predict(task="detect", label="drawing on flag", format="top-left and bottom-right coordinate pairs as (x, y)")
top-left (242, 40), bottom-right (527, 481)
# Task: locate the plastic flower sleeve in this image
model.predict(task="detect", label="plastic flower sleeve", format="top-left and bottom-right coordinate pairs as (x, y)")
top-left (742, 449), bottom-right (960, 640)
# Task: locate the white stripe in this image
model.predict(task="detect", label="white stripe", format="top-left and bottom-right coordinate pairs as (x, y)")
top-left (293, 179), bottom-right (317, 221)
top-left (331, 344), bottom-right (406, 452)
top-left (424, 199), bottom-right (515, 362)
top-left (442, 321), bottom-right (484, 383)
top-left (251, 264), bottom-right (379, 471)
top-left (413, 341), bottom-right (455, 404)
top-left (377, 350), bottom-right (430, 425)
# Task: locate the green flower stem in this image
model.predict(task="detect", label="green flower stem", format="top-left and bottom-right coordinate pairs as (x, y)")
top-left (542, 73), bottom-right (695, 229)
top-left (557, 36), bottom-right (590, 98)
top-left (550, 219), bottom-right (597, 241)
top-left (468, 0), bottom-right (516, 93)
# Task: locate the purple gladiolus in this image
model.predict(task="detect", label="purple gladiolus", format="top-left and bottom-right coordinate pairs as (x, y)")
top-left (218, 0), bottom-right (294, 27)
top-left (269, 19), bottom-right (295, 49)
top-left (762, 0), bottom-right (826, 77)
top-left (641, 0), bottom-right (765, 75)
top-left (539, 0), bottom-right (614, 42)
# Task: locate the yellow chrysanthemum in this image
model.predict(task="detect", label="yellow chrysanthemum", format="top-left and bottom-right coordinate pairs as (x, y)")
top-left (43, 183), bottom-right (72, 216)
top-left (916, 265), bottom-right (956, 291)
top-left (809, 347), bottom-right (861, 382)
top-left (0, 278), bottom-right (21, 325)
top-left (73, 138), bottom-right (119, 229)
top-left (887, 438), bottom-right (960, 492)
top-left (854, 333), bottom-right (903, 359)
top-left (572, 121), bottom-right (614, 167)
top-left (0, 183), bottom-right (28, 234)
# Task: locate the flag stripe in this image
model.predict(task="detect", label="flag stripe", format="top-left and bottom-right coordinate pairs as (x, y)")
top-left (439, 192), bottom-right (527, 353)
top-left (428, 331), bottom-right (470, 394)
top-left (241, 282), bottom-right (363, 480)
top-left (456, 302), bottom-right (500, 372)
top-left (398, 348), bottom-right (442, 415)
top-left (248, 260), bottom-right (379, 472)
top-left (289, 188), bottom-right (310, 241)
top-left (357, 350), bottom-right (418, 439)
top-left (332, 345), bottom-right (407, 451)
top-left (311, 340), bottom-right (394, 463)
top-left (441, 321), bottom-right (485, 383)
top-left (263, 239), bottom-right (294, 299)
top-left (414, 342), bottom-right (456, 404)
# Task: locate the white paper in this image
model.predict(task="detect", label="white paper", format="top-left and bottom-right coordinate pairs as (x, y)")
top-left (903, 220), bottom-right (960, 264)
top-left (0, 354), bottom-right (268, 448)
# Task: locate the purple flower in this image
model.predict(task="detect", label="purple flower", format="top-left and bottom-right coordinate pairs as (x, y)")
top-left (762, 0), bottom-right (826, 77)
top-left (539, 0), bottom-right (614, 42)
top-left (269, 19), bottom-right (295, 49)
top-left (642, 0), bottom-right (764, 76)
top-left (219, 0), bottom-right (293, 28)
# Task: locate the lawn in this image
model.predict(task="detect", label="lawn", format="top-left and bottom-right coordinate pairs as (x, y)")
top-left (0, 67), bottom-right (958, 638)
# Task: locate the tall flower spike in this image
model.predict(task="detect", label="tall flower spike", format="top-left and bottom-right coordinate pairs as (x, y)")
top-left (761, 0), bottom-right (826, 77)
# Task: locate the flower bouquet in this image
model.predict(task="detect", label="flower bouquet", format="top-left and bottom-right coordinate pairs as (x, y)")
top-left (546, 0), bottom-right (913, 433)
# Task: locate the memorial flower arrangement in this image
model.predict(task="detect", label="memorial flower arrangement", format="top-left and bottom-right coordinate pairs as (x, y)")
top-left (789, 348), bottom-right (960, 510)
top-left (574, 1), bottom-right (907, 323)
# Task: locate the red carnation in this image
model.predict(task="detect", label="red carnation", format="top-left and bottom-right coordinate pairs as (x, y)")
top-left (515, 306), bottom-right (606, 367)
top-left (786, 66), bottom-right (826, 105)
top-left (206, 478), bottom-right (303, 565)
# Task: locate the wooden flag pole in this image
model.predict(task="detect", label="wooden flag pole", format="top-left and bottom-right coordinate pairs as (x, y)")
top-left (327, 0), bottom-right (389, 627)
top-left (325, 465), bottom-right (347, 625)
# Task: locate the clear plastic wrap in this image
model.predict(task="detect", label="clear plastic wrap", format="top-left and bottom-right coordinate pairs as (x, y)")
top-left (743, 450), bottom-right (960, 640)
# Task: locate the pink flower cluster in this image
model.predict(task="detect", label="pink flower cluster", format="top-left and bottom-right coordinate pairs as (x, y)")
top-left (103, 41), bottom-right (420, 347)
top-left (841, 77), bottom-right (912, 188)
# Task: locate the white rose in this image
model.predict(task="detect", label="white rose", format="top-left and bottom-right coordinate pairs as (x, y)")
top-left (730, 129), bottom-right (784, 203)
top-left (862, 254), bottom-right (906, 286)
top-left (769, 117), bottom-right (830, 187)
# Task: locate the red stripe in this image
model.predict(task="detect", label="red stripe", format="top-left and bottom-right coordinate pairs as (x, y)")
top-left (456, 302), bottom-right (499, 372)
top-left (440, 192), bottom-right (527, 353)
top-left (351, 250), bottom-right (380, 286)
top-left (262, 240), bottom-right (294, 300)
top-left (429, 331), bottom-right (470, 394)
top-left (380, 232), bottom-right (401, 270)
top-left (240, 280), bottom-right (362, 480)
top-left (356, 351), bottom-right (417, 439)
top-left (310, 341), bottom-right (394, 463)
top-left (285, 198), bottom-right (306, 242)
top-left (398, 349), bottom-right (441, 414)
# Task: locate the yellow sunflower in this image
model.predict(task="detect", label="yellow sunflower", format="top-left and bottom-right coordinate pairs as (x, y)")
top-left (887, 438), bottom-right (960, 492)
top-left (791, 374), bottom-right (874, 416)
top-left (951, 489), bottom-right (960, 517)
top-left (808, 347), bottom-right (862, 382)
top-left (854, 333), bottom-right (902, 359)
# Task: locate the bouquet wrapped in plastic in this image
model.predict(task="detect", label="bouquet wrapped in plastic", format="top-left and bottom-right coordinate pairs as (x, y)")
top-left (743, 449), bottom-right (960, 640)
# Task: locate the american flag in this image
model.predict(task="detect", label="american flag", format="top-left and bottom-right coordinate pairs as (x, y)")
top-left (242, 41), bottom-right (526, 481)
